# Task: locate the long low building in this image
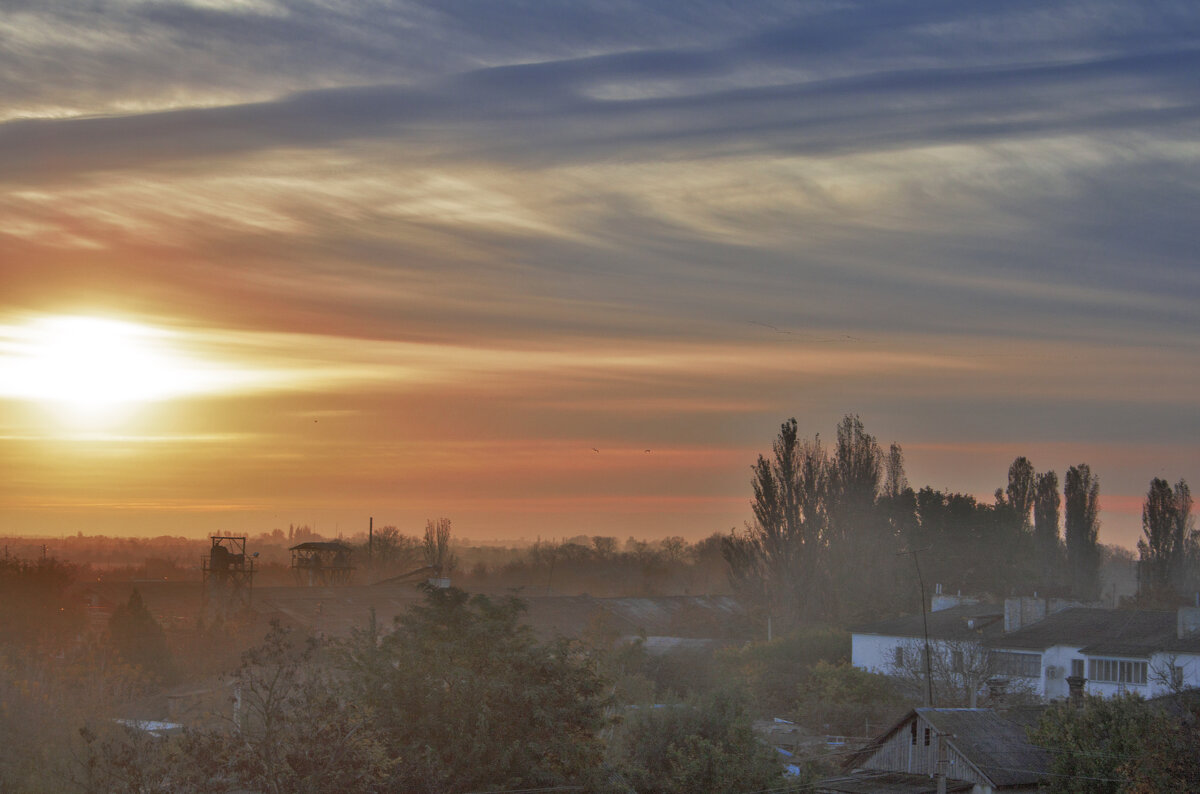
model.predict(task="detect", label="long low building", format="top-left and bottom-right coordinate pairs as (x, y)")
top-left (852, 595), bottom-right (1200, 701)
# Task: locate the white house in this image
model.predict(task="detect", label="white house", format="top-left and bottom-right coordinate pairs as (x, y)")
top-left (852, 597), bottom-right (1200, 702)
top-left (987, 606), bottom-right (1200, 700)
top-left (852, 601), bottom-right (1007, 679)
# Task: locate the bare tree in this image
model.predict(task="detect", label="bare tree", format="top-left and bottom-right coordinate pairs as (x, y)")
top-left (891, 638), bottom-right (995, 708)
top-left (423, 517), bottom-right (457, 575)
top-left (1150, 652), bottom-right (1193, 696)
top-left (371, 525), bottom-right (421, 570)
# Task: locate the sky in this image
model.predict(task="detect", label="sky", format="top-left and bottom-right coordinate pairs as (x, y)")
top-left (1, 1), bottom-right (1198, 548)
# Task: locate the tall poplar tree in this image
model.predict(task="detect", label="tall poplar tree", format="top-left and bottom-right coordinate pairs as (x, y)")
top-left (1033, 470), bottom-right (1062, 590)
top-left (1169, 479), bottom-right (1195, 593)
top-left (1064, 464), bottom-right (1101, 601)
top-left (722, 418), bottom-right (830, 625)
top-left (1005, 457), bottom-right (1036, 533)
top-left (1137, 478), bottom-right (1196, 602)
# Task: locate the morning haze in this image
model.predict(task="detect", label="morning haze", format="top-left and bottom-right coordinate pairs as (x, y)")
top-left (2, 2), bottom-right (1199, 790)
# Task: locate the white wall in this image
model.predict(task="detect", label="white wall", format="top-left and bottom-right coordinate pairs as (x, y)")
top-left (852, 633), bottom-right (905, 674)
top-left (857, 634), bottom-right (1200, 702)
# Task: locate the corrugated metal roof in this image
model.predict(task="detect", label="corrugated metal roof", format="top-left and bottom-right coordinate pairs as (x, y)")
top-left (918, 708), bottom-right (1049, 788)
top-left (843, 708), bottom-right (1048, 789)
top-left (816, 770), bottom-right (973, 793)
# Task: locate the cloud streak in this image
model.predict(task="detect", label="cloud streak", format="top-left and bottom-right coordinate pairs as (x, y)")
top-left (3, 0), bottom-right (1200, 544)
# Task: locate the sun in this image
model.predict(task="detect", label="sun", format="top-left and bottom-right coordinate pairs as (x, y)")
top-left (0, 315), bottom-right (210, 418)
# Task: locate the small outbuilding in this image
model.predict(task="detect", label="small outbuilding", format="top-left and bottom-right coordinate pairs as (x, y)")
top-left (819, 708), bottom-right (1048, 794)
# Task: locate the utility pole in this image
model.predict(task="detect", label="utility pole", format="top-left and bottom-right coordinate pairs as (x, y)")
top-left (899, 547), bottom-right (934, 706)
top-left (935, 731), bottom-right (954, 794)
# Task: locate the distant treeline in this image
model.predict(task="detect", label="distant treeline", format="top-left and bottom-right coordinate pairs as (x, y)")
top-left (0, 526), bottom-right (734, 595)
top-left (723, 415), bottom-right (1189, 629)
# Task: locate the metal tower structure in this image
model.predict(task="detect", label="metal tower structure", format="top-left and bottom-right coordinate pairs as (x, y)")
top-left (201, 535), bottom-right (255, 618)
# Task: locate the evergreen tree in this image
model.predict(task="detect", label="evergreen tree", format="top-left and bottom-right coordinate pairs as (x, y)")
top-left (342, 587), bottom-right (609, 793)
top-left (107, 589), bottom-right (173, 683)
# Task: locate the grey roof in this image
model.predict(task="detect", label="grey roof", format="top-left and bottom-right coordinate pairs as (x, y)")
top-left (845, 708), bottom-right (1048, 789)
top-left (817, 770), bottom-right (973, 793)
top-left (987, 608), bottom-right (1200, 657)
top-left (919, 708), bottom-right (1048, 788)
top-left (852, 603), bottom-right (1005, 642)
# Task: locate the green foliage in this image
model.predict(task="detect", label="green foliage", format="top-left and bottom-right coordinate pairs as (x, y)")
top-left (1065, 463), bottom-right (1102, 600)
top-left (1029, 693), bottom-right (1200, 793)
top-left (717, 625), bottom-right (849, 712)
top-left (342, 586), bottom-right (610, 793)
top-left (610, 689), bottom-right (784, 794)
top-left (910, 486), bottom-right (1034, 598)
top-left (1006, 456), bottom-right (1036, 530)
top-left (77, 621), bottom-right (389, 794)
top-left (724, 415), bottom-right (904, 627)
top-left (1137, 477), bottom-right (1196, 604)
top-left (77, 722), bottom-right (180, 794)
top-left (1034, 469), bottom-right (1064, 590)
top-left (794, 661), bottom-right (907, 737)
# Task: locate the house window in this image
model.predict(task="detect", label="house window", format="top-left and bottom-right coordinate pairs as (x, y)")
top-left (1172, 666), bottom-right (1184, 689)
top-left (910, 721), bottom-right (917, 746)
top-left (991, 651), bottom-right (1041, 678)
top-left (952, 650), bottom-right (964, 673)
top-left (894, 646), bottom-right (905, 669)
top-left (1071, 659), bottom-right (1085, 678)
top-left (1087, 658), bottom-right (1147, 685)
top-left (924, 727), bottom-right (931, 747)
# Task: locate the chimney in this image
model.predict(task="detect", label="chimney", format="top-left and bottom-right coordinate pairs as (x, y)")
top-left (1066, 675), bottom-right (1086, 708)
top-left (986, 677), bottom-right (1009, 710)
top-left (1177, 606), bottom-right (1200, 640)
top-left (1004, 596), bottom-right (1047, 632)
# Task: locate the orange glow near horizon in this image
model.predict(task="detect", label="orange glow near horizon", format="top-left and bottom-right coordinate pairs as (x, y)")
top-left (0, 306), bottom-right (1190, 550)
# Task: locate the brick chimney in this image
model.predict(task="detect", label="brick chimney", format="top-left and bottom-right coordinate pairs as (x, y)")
top-left (986, 676), bottom-right (1009, 710)
top-left (1066, 675), bottom-right (1086, 707)
top-left (1177, 606), bottom-right (1200, 640)
top-left (1004, 596), bottom-right (1047, 632)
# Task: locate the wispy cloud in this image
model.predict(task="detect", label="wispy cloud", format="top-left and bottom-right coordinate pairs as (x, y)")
top-left (3, 0), bottom-right (1199, 542)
